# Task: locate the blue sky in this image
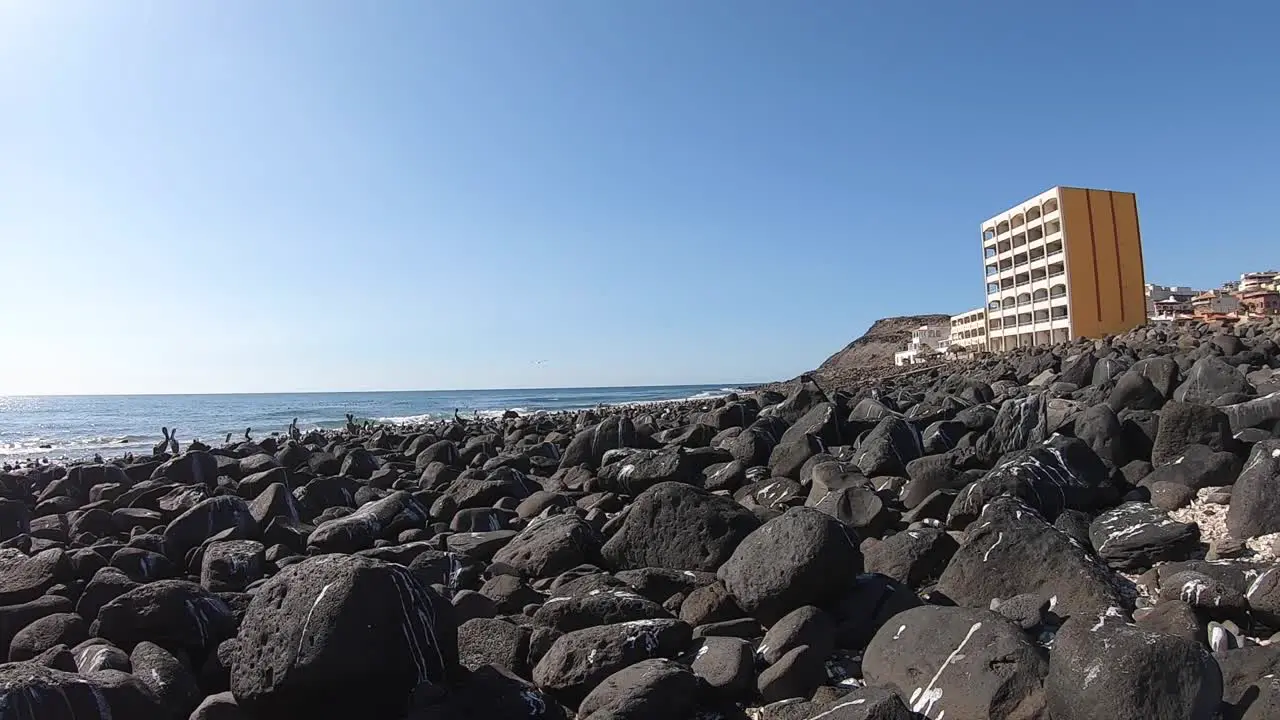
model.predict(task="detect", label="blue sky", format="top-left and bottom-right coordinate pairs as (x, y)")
top-left (1, 1), bottom-right (1276, 395)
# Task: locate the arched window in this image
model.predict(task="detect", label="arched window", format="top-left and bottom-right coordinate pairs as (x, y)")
top-left (1011, 214), bottom-right (1025, 228)
top-left (1016, 293), bottom-right (1031, 305)
top-left (1026, 207), bottom-right (1042, 222)
top-left (988, 301), bottom-right (1000, 311)
top-left (1043, 198), bottom-right (1059, 214)
top-left (1049, 283), bottom-right (1067, 298)
top-left (1033, 288), bottom-right (1048, 301)
top-left (983, 228), bottom-right (996, 240)
top-left (1002, 297), bottom-right (1016, 308)
top-left (997, 221), bottom-right (1010, 234)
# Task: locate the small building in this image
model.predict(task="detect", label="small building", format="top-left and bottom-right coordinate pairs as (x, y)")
top-left (1151, 296), bottom-right (1194, 319)
top-left (1238, 289), bottom-right (1280, 315)
top-left (1145, 284), bottom-right (1198, 315)
top-left (949, 308), bottom-right (988, 351)
top-left (893, 323), bottom-right (950, 366)
top-left (1191, 290), bottom-right (1240, 316)
top-left (1239, 271), bottom-right (1280, 292)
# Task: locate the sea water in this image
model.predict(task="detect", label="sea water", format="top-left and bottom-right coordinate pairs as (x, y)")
top-left (0, 385), bottom-right (742, 461)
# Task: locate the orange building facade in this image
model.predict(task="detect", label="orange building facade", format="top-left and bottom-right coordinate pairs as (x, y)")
top-left (981, 186), bottom-right (1147, 350)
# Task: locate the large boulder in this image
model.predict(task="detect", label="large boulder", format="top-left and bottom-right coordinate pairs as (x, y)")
top-left (531, 619), bottom-right (691, 704)
top-left (409, 664), bottom-right (565, 720)
top-left (94, 579), bottom-right (236, 659)
top-left (1107, 370), bottom-right (1167, 412)
top-left (1227, 440), bottom-right (1280, 540)
top-left (559, 417), bottom-right (639, 470)
top-left (717, 507), bottom-right (862, 624)
top-left (151, 450), bottom-right (220, 489)
top-left (1151, 402), bottom-right (1234, 467)
top-left (0, 662), bottom-right (164, 719)
top-left (490, 514), bottom-right (603, 579)
top-left (232, 554), bottom-right (457, 719)
top-left (947, 435), bottom-right (1108, 528)
top-left (863, 605), bottom-right (1048, 719)
top-left (1089, 502), bottom-right (1200, 571)
top-left (855, 417), bottom-right (923, 477)
top-left (863, 527), bottom-right (959, 589)
top-left (780, 401), bottom-right (843, 449)
top-left (977, 393), bottom-right (1048, 461)
top-left (1174, 355), bottom-right (1251, 405)
top-left (595, 449), bottom-right (700, 495)
top-left (0, 547), bottom-right (68, 606)
top-left (1046, 610), bottom-right (1222, 720)
top-left (533, 585), bottom-right (670, 634)
top-left (1221, 392), bottom-right (1280, 432)
top-left (1133, 356), bottom-right (1180, 398)
top-left (163, 496), bottom-right (258, 560)
top-left (600, 482), bottom-right (759, 572)
top-left (307, 490), bottom-right (427, 554)
top-left (759, 379), bottom-right (829, 425)
top-left (937, 497), bottom-right (1126, 618)
top-left (576, 658), bottom-right (701, 719)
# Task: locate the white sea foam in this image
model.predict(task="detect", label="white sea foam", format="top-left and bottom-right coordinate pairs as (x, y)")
top-left (373, 413), bottom-right (435, 425)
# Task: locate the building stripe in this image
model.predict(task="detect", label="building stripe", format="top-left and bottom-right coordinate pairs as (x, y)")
top-left (1109, 192), bottom-right (1125, 323)
top-left (1132, 195), bottom-right (1148, 320)
top-left (1083, 191), bottom-right (1102, 323)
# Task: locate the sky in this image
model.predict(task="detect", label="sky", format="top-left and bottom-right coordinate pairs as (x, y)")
top-left (1, 1), bottom-right (1277, 395)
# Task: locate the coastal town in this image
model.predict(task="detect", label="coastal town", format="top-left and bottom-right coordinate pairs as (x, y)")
top-left (895, 185), bottom-right (1278, 365)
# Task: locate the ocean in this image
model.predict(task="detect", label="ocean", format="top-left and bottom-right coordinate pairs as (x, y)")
top-left (0, 385), bottom-right (742, 462)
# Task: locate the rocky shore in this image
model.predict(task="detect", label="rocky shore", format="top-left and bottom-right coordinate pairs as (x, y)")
top-left (2, 317), bottom-right (1280, 719)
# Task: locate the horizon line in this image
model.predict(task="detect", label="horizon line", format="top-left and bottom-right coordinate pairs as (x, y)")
top-left (0, 380), bottom-right (766, 399)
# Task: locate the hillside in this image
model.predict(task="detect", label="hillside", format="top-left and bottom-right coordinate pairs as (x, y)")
top-left (817, 314), bottom-right (952, 374)
top-left (760, 314), bottom-right (951, 392)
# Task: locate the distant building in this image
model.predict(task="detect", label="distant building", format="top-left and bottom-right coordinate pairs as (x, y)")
top-left (1240, 271), bottom-right (1280, 292)
top-left (893, 323), bottom-right (950, 366)
top-left (1238, 288), bottom-right (1280, 315)
top-left (949, 308), bottom-right (988, 351)
top-left (1151, 296), bottom-right (1195, 319)
top-left (1145, 284), bottom-right (1198, 315)
top-left (981, 186), bottom-right (1146, 351)
top-left (1191, 289), bottom-right (1240, 316)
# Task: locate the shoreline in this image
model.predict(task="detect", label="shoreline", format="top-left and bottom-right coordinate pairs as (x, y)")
top-left (0, 387), bottom-right (746, 468)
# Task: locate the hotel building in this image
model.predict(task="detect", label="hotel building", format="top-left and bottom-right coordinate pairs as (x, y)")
top-left (981, 187), bottom-right (1147, 351)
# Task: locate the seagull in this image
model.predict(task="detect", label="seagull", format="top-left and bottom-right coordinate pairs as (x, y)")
top-left (532, 360), bottom-right (548, 366)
